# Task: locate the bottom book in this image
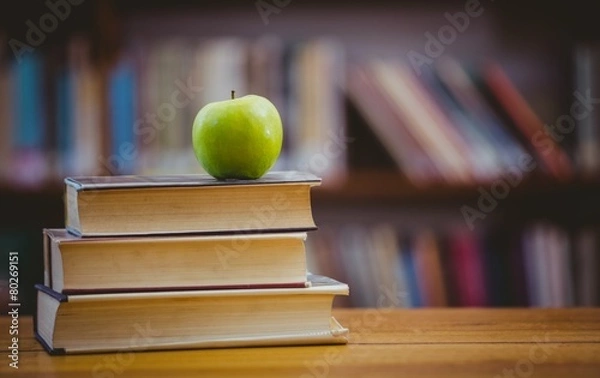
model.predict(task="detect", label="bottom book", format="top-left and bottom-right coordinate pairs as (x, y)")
top-left (35, 275), bottom-right (349, 354)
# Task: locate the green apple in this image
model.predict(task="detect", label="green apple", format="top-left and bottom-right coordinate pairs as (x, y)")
top-left (192, 92), bottom-right (283, 180)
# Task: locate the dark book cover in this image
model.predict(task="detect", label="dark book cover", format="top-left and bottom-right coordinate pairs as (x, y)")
top-left (60, 282), bottom-right (310, 295)
top-left (65, 171), bottom-right (320, 191)
top-left (34, 284), bottom-right (67, 355)
top-left (482, 229), bottom-right (513, 307)
top-left (438, 235), bottom-right (460, 307)
top-left (512, 229), bottom-right (531, 307)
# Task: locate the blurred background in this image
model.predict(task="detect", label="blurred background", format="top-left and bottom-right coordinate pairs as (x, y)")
top-left (1, 0), bottom-right (600, 312)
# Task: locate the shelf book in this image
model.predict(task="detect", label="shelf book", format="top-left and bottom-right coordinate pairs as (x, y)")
top-left (346, 59), bottom-right (575, 187)
top-left (307, 223), bottom-right (600, 308)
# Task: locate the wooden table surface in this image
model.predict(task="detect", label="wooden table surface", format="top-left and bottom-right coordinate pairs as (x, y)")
top-left (2, 308), bottom-right (600, 377)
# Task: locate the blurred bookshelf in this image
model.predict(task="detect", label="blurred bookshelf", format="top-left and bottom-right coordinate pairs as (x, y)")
top-left (1, 0), bottom-right (600, 311)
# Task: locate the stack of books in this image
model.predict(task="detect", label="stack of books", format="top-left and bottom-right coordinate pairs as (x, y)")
top-left (35, 171), bottom-right (349, 354)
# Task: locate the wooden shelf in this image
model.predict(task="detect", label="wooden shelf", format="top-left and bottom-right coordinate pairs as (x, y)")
top-left (2, 171), bottom-right (600, 203)
top-left (312, 170), bottom-right (600, 203)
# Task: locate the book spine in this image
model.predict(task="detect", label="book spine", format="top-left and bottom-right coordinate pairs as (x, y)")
top-left (108, 57), bottom-right (136, 174)
top-left (575, 45), bottom-right (600, 176)
top-left (12, 53), bottom-right (48, 186)
top-left (56, 65), bottom-right (73, 175)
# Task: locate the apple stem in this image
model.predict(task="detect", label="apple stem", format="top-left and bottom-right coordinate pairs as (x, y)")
top-left (231, 90), bottom-right (235, 99)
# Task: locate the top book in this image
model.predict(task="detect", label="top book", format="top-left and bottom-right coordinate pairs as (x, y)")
top-left (64, 171), bottom-right (320, 237)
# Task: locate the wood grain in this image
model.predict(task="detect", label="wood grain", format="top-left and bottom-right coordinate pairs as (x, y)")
top-left (2, 308), bottom-right (599, 378)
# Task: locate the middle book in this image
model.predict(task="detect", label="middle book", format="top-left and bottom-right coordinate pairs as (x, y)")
top-left (43, 229), bottom-right (309, 294)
